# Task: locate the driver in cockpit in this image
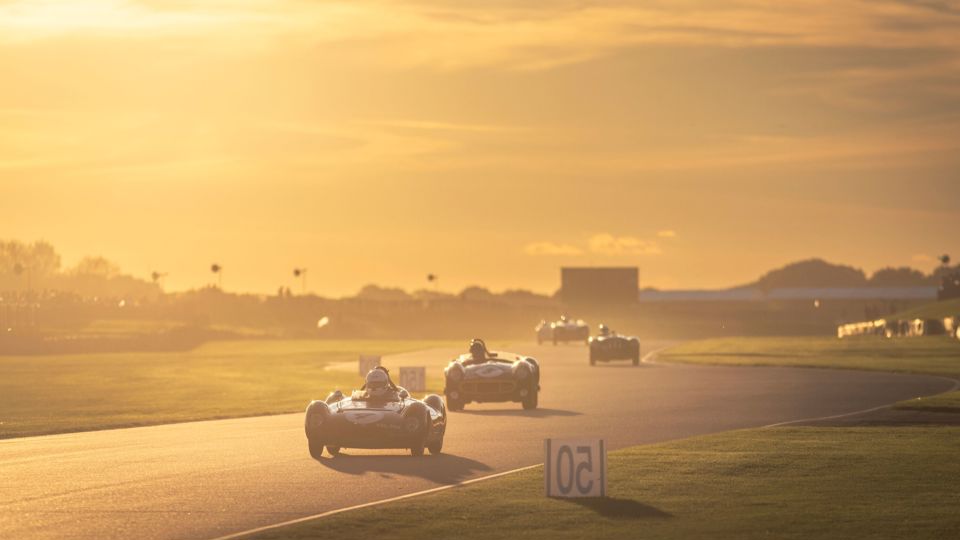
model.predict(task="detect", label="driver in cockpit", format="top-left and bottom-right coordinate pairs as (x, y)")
top-left (463, 338), bottom-right (491, 366)
top-left (354, 366), bottom-right (401, 402)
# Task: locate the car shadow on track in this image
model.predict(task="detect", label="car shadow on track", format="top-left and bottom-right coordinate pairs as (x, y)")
top-left (455, 407), bottom-right (581, 417)
top-left (314, 453), bottom-right (492, 484)
top-left (589, 364), bottom-right (649, 369)
top-left (563, 497), bottom-right (672, 520)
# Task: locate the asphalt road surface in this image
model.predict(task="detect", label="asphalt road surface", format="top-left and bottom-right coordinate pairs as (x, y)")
top-left (1, 342), bottom-right (954, 540)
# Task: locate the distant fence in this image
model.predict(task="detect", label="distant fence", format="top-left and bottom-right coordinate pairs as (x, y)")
top-left (838, 316), bottom-right (960, 340)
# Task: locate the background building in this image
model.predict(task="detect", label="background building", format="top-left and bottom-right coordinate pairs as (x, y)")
top-left (561, 267), bottom-right (639, 307)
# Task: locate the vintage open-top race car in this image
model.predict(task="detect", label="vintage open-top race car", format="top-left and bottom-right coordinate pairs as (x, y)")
top-left (304, 367), bottom-right (446, 458)
top-left (546, 316), bottom-right (589, 345)
top-left (589, 325), bottom-right (641, 366)
top-left (444, 339), bottom-right (540, 410)
top-left (535, 320), bottom-right (553, 344)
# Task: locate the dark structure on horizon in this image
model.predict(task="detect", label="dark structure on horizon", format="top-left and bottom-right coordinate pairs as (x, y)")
top-left (561, 267), bottom-right (639, 306)
top-left (939, 271), bottom-right (960, 301)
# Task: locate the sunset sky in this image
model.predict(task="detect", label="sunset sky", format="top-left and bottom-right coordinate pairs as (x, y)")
top-left (2, 0), bottom-right (959, 295)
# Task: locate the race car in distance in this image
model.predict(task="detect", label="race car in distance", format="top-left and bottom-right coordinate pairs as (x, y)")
top-left (589, 324), bottom-right (641, 366)
top-left (546, 315), bottom-right (590, 345)
top-left (535, 320), bottom-right (553, 344)
top-left (304, 367), bottom-right (446, 458)
top-left (444, 339), bottom-right (540, 410)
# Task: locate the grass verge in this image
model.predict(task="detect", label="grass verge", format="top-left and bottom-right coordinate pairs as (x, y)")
top-left (250, 426), bottom-right (960, 540)
top-left (659, 336), bottom-right (960, 412)
top-left (0, 339), bottom-right (454, 438)
top-left (884, 298), bottom-right (960, 322)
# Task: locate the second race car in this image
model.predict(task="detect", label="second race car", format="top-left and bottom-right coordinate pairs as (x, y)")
top-left (444, 339), bottom-right (540, 411)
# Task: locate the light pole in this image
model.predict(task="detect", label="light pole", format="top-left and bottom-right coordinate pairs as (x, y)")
top-left (293, 268), bottom-right (307, 294)
top-left (151, 271), bottom-right (168, 289)
top-left (211, 264), bottom-right (222, 289)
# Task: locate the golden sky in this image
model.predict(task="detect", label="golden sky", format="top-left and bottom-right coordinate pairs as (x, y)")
top-left (1, 0), bottom-right (959, 295)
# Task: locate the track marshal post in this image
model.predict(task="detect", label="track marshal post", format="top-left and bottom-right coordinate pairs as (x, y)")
top-left (399, 366), bottom-right (426, 392)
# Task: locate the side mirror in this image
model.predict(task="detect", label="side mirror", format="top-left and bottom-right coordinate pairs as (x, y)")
top-left (398, 389), bottom-right (409, 399)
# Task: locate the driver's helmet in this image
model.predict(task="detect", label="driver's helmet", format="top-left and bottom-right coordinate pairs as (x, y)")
top-left (469, 338), bottom-right (488, 361)
top-left (364, 368), bottom-right (391, 398)
top-left (598, 324), bottom-right (610, 336)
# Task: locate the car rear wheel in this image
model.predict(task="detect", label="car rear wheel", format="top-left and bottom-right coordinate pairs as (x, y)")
top-left (326, 446), bottom-right (341, 457)
top-left (308, 438), bottom-right (324, 459)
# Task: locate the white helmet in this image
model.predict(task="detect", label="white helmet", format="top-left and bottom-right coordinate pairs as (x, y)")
top-left (365, 368), bottom-right (390, 398)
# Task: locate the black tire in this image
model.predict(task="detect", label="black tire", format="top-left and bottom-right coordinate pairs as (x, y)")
top-left (405, 406), bottom-right (430, 456)
top-left (308, 438), bottom-right (324, 459)
top-left (446, 395), bottom-right (464, 411)
top-left (427, 437), bottom-right (443, 455)
top-left (522, 385), bottom-right (539, 410)
top-left (326, 445), bottom-right (341, 457)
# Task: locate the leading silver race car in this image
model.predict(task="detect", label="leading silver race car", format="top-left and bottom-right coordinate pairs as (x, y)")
top-left (304, 367), bottom-right (446, 457)
top-left (589, 324), bottom-right (641, 366)
top-left (444, 339), bottom-right (540, 410)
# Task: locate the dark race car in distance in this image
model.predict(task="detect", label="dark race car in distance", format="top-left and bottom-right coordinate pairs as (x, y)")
top-left (589, 325), bottom-right (641, 366)
top-left (304, 367), bottom-right (446, 458)
top-left (548, 316), bottom-right (590, 345)
top-left (444, 339), bottom-right (540, 410)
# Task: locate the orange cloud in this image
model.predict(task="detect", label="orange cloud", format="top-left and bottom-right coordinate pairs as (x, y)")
top-left (588, 234), bottom-right (661, 256)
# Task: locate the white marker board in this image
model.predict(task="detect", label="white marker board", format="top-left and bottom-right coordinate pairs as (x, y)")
top-left (399, 367), bottom-right (426, 392)
top-left (544, 438), bottom-right (606, 498)
top-left (358, 355), bottom-right (381, 376)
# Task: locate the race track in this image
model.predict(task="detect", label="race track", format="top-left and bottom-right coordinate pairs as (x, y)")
top-left (1, 342), bottom-right (953, 540)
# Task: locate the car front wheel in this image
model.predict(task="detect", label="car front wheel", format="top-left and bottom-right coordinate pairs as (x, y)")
top-left (522, 387), bottom-right (539, 410)
top-left (308, 438), bottom-right (324, 459)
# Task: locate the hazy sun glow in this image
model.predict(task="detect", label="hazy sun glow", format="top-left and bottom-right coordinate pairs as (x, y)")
top-left (1, 0), bottom-right (958, 295)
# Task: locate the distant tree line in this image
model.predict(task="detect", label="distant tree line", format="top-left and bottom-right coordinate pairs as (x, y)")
top-left (0, 240), bottom-right (160, 301)
top-left (743, 258), bottom-right (957, 290)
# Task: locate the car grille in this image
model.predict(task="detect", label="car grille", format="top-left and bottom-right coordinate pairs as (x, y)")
top-left (462, 381), bottom-right (516, 393)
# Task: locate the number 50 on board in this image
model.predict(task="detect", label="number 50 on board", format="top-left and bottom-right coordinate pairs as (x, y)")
top-left (544, 439), bottom-right (606, 498)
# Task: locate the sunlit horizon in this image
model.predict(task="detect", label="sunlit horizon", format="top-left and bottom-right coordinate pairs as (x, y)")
top-left (2, 0), bottom-right (958, 295)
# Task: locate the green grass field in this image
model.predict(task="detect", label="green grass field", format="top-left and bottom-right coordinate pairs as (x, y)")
top-left (0, 339), bottom-right (454, 439)
top-left (659, 336), bottom-right (960, 411)
top-left (251, 426), bottom-right (960, 540)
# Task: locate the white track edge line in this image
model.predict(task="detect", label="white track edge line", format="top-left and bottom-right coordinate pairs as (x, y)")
top-left (207, 348), bottom-right (669, 540)
top-left (208, 463), bottom-right (542, 540)
top-left (645, 346), bottom-right (960, 428)
top-left (211, 345), bottom-right (958, 539)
